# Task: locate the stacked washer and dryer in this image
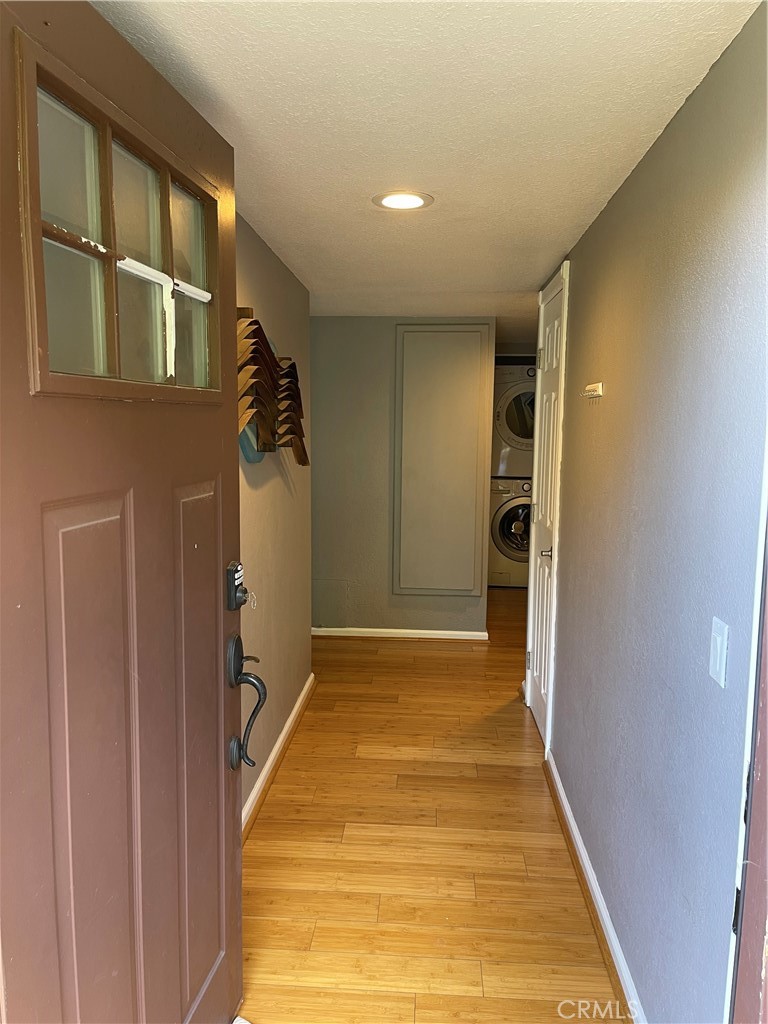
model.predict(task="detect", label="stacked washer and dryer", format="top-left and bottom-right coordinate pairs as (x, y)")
top-left (488, 357), bottom-right (537, 587)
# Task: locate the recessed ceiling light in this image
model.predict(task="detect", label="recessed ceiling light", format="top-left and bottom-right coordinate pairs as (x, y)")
top-left (372, 191), bottom-right (434, 210)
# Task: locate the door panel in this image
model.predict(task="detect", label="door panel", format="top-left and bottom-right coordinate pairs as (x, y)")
top-left (174, 480), bottom-right (224, 1012)
top-left (533, 556), bottom-right (552, 708)
top-left (540, 391), bottom-right (554, 530)
top-left (43, 493), bottom-right (140, 1024)
top-left (526, 264), bottom-right (569, 745)
top-left (1, 5), bottom-right (241, 1023)
top-left (395, 324), bottom-right (493, 596)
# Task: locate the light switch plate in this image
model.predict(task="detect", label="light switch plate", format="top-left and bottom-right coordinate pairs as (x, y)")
top-left (709, 617), bottom-right (729, 688)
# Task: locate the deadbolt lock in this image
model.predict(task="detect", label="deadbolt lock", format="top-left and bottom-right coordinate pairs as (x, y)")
top-left (226, 561), bottom-right (249, 611)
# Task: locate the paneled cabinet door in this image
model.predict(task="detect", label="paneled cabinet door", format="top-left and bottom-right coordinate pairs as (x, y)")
top-left (395, 323), bottom-right (494, 597)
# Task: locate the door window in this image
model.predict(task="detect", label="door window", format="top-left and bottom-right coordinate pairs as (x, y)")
top-left (43, 240), bottom-right (108, 377)
top-left (492, 500), bottom-right (530, 561)
top-left (494, 383), bottom-right (536, 449)
top-left (506, 389), bottom-right (535, 440)
top-left (20, 52), bottom-right (221, 402)
top-left (112, 142), bottom-right (162, 269)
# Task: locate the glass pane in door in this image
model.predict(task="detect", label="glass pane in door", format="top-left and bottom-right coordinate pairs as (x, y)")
top-left (498, 502), bottom-right (530, 560)
top-left (43, 239), bottom-right (108, 376)
top-left (171, 184), bottom-right (205, 287)
top-left (37, 90), bottom-right (101, 242)
top-left (506, 390), bottom-right (535, 440)
top-left (112, 143), bottom-right (162, 269)
top-left (174, 294), bottom-right (209, 388)
top-left (117, 269), bottom-right (166, 383)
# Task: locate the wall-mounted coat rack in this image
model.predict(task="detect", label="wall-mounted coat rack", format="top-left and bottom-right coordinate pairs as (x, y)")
top-left (236, 308), bottom-right (309, 467)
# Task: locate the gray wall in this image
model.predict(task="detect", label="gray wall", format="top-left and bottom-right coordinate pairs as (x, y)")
top-left (553, 8), bottom-right (766, 1023)
top-left (236, 215), bottom-right (312, 809)
top-left (311, 317), bottom-right (492, 633)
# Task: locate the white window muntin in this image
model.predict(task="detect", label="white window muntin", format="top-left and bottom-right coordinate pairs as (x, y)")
top-left (119, 257), bottom-right (212, 381)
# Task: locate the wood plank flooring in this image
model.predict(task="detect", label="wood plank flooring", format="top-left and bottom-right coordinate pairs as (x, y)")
top-left (241, 589), bottom-right (619, 1023)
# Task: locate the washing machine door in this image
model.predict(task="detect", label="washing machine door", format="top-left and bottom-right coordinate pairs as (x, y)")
top-left (491, 496), bottom-right (531, 562)
top-left (494, 378), bottom-right (536, 452)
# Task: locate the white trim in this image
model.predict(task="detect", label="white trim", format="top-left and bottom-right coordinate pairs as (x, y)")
top-left (540, 264), bottom-right (566, 306)
top-left (241, 672), bottom-right (315, 831)
top-left (114, 263), bottom-right (211, 383)
top-left (118, 257), bottom-right (175, 379)
top-left (174, 279), bottom-right (212, 304)
top-left (119, 255), bottom-right (171, 289)
top-left (546, 752), bottom-right (647, 1024)
top-left (311, 627), bottom-right (489, 641)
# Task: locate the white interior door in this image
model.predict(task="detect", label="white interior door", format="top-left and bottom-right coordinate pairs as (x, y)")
top-left (525, 262), bottom-right (569, 748)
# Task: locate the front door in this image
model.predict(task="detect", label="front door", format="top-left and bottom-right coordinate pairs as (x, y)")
top-left (1, 5), bottom-right (242, 1022)
top-left (526, 263), bottom-right (569, 746)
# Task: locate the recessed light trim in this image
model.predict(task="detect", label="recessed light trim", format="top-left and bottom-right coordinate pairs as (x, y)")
top-left (372, 191), bottom-right (434, 210)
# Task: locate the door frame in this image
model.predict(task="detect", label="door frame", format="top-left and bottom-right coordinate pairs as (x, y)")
top-left (524, 261), bottom-right (570, 753)
top-left (730, 517), bottom-right (768, 1023)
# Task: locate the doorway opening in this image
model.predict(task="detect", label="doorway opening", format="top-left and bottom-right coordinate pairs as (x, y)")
top-left (487, 329), bottom-right (538, 720)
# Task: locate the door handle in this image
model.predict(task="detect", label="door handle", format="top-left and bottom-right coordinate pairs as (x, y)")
top-left (226, 634), bottom-right (268, 771)
top-left (540, 547), bottom-right (552, 559)
top-left (229, 671), bottom-right (267, 770)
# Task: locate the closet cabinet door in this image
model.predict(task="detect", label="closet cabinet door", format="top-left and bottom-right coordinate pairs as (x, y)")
top-left (394, 324), bottom-right (493, 595)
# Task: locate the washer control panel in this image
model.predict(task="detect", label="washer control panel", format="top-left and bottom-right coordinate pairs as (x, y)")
top-left (491, 478), bottom-right (532, 499)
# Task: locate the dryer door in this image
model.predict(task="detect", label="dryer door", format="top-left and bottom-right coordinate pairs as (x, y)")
top-left (494, 379), bottom-right (536, 452)
top-left (491, 496), bottom-right (531, 563)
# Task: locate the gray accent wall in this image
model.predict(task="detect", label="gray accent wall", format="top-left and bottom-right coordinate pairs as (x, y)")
top-left (236, 215), bottom-right (312, 809)
top-left (552, 8), bottom-right (766, 1023)
top-left (310, 317), bottom-right (493, 633)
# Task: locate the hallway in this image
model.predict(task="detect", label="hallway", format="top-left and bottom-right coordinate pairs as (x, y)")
top-left (241, 590), bottom-right (620, 1023)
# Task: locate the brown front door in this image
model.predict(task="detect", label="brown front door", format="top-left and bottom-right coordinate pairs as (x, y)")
top-left (1, 4), bottom-right (242, 1022)
top-left (732, 544), bottom-right (768, 1024)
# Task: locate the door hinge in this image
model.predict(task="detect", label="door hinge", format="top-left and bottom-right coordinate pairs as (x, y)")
top-left (732, 887), bottom-right (742, 934)
top-left (536, 349), bottom-right (542, 369)
top-left (526, 651), bottom-right (531, 670)
top-left (531, 503), bottom-right (537, 521)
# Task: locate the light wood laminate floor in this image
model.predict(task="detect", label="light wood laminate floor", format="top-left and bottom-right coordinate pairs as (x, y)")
top-left (241, 589), bottom-right (618, 1023)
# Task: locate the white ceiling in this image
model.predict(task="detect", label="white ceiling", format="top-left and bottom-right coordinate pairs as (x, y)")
top-left (95, 1), bottom-right (756, 326)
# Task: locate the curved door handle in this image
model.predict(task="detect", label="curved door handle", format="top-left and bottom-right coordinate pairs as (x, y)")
top-left (540, 547), bottom-right (553, 559)
top-left (226, 634), bottom-right (268, 770)
top-left (229, 671), bottom-right (268, 770)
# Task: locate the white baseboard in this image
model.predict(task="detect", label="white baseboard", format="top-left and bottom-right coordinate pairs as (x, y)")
top-left (241, 671), bottom-right (315, 831)
top-left (311, 626), bottom-right (489, 641)
top-left (546, 753), bottom-right (647, 1024)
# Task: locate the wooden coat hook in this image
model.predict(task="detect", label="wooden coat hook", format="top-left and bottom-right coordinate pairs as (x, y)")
top-left (236, 309), bottom-right (309, 466)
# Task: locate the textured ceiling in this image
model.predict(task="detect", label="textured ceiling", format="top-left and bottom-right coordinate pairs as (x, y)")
top-left (94, 1), bottom-right (756, 324)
